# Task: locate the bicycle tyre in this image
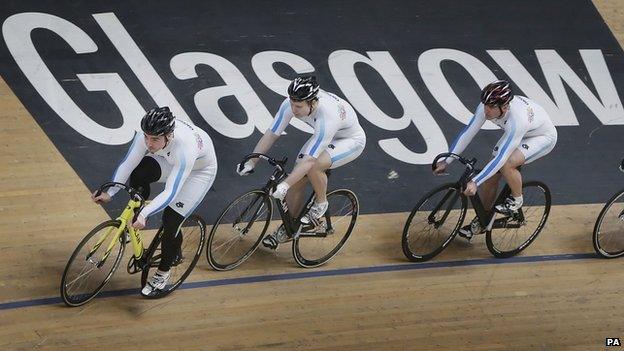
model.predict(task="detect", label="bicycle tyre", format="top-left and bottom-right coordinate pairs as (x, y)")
top-left (402, 183), bottom-right (467, 262)
top-left (593, 188), bottom-right (624, 258)
top-left (486, 181), bottom-right (550, 258)
top-left (292, 189), bottom-right (359, 268)
top-left (60, 220), bottom-right (127, 307)
top-left (207, 190), bottom-right (272, 271)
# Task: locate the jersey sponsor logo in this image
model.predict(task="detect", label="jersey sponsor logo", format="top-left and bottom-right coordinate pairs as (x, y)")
top-left (522, 144), bottom-right (529, 149)
top-left (175, 202), bottom-right (184, 208)
top-left (338, 104), bottom-right (346, 120)
top-left (527, 107), bottom-right (535, 123)
top-left (194, 132), bottom-right (204, 150)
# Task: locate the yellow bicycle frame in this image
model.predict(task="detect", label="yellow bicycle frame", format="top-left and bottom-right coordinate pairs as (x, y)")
top-left (90, 198), bottom-right (146, 263)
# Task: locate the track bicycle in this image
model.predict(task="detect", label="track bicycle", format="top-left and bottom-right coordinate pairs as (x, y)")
top-left (402, 152), bottom-right (551, 262)
top-left (60, 182), bottom-right (206, 306)
top-left (593, 158), bottom-right (624, 258)
top-left (206, 153), bottom-right (359, 269)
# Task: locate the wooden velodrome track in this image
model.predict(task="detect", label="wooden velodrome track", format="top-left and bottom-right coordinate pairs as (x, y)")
top-left (1, 2), bottom-right (624, 350)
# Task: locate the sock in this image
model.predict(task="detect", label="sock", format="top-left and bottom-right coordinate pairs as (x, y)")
top-left (513, 195), bottom-right (523, 206)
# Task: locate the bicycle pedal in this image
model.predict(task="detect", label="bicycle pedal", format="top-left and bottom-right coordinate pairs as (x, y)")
top-left (261, 235), bottom-right (279, 250)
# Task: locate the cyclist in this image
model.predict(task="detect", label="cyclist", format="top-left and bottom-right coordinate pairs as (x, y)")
top-left (92, 106), bottom-right (217, 297)
top-left (434, 80), bottom-right (557, 239)
top-left (237, 75), bottom-right (366, 249)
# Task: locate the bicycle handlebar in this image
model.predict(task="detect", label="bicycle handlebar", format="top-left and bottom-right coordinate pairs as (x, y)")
top-left (94, 182), bottom-right (145, 223)
top-left (241, 153), bottom-right (288, 174)
top-left (432, 153), bottom-right (476, 172)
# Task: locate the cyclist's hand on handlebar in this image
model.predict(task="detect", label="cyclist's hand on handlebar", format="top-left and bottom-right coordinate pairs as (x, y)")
top-left (463, 181), bottom-right (477, 196)
top-left (236, 160), bottom-right (254, 176)
top-left (433, 161), bottom-right (447, 175)
top-left (132, 214), bottom-right (146, 230)
top-left (91, 191), bottom-right (111, 204)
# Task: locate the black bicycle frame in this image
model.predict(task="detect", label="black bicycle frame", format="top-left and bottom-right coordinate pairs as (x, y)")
top-left (432, 152), bottom-right (525, 232)
top-left (235, 153), bottom-right (333, 239)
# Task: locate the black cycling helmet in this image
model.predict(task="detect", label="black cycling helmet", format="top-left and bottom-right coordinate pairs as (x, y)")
top-left (141, 106), bottom-right (175, 136)
top-left (287, 75), bottom-right (320, 102)
top-left (480, 80), bottom-right (514, 106)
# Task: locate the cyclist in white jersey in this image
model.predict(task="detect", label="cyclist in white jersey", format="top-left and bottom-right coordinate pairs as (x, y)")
top-left (434, 80), bottom-right (557, 238)
top-left (237, 75), bottom-right (366, 249)
top-left (91, 107), bottom-right (217, 296)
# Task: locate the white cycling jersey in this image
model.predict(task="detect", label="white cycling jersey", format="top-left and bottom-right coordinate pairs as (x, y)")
top-left (268, 90), bottom-right (366, 167)
top-left (448, 96), bottom-right (557, 186)
top-left (108, 119), bottom-right (217, 218)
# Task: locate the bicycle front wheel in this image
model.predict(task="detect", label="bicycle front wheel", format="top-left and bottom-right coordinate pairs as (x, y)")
top-left (593, 188), bottom-right (624, 258)
top-left (293, 189), bottom-right (359, 268)
top-left (140, 214), bottom-right (206, 298)
top-left (60, 220), bottom-right (127, 307)
top-left (207, 190), bottom-right (273, 271)
top-left (486, 181), bottom-right (551, 258)
top-left (402, 183), bottom-right (467, 262)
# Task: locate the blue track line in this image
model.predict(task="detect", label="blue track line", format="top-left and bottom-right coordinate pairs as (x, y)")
top-left (0, 252), bottom-right (597, 311)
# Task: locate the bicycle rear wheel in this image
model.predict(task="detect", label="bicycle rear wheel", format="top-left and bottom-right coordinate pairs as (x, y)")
top-left (593, 188), bottom-right (624, 258)
top-left (402, 183), bottom-right (467, 262)
top-left (486, 181), bottom-right (550, 258)
top-left (60, 220), bottom-right (127, 307)
top-left (140, 215), bottom-right (206, 298)
top-left (292, 189), bottom-right (359, 268)
top-left (207, 190), bottom-right (272, 270)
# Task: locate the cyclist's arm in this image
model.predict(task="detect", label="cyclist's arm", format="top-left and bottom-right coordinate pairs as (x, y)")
top-left (249, 99), bottom-right (293, 166)
top-left (248, 132), bottom-right (280, 166)
top-left (445, 104), bottom-right (486, 164)
top-left (107, 133), bottom-right (147, 197)
top-left (472, 118), bottom-right (526, 186)
top-left (140, 147), bottom-right (194, 218)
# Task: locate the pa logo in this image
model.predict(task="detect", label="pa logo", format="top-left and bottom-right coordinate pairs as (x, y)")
top-left (176, 202), bottom-right (184, 208)
top-left (606, 338), bottom-right (621, 347)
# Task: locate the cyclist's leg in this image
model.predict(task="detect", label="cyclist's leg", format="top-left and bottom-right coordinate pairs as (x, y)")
top-left (305, 139), bottom-right (364, 218)
top-left (499, 149), bottom-right (525, 197)
top-left (129, 156), bottom-right (165, 198)
top-left (285, 176), bottom-right (309, 218)
top-left (326, 139), bottom-right (365, 170)
top-left (158, 206), bottom-right (185, 272)
top-left (306, 151), bottom-right (331, 203)
top-left (285, 140), bottom-right (328, 215)
top-left (480, 173), bottom-right (502, 210)
top-left (141, 206), bottom-right (183, 296)
top-left (506, 134), bottom-right (557, 196)
top-left (145, 166), bottom-right (215, 293)
top-left (520, 135), bottom-right (557, 166)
